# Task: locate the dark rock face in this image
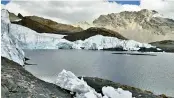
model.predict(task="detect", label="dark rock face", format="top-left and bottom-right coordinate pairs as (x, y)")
top-left (150, 40), bottom-right (174, 52)
top-left (12, 16), bottom-right (83, 34)
top-left (18, 13), bottom-right (23, 19)
top-left (82, 77), bottom-right (171, 98)
top-left (103, 47), bottom-right (125, 51)
top-left (138, 47), bottom-right (163, 52)
top-left (103, 47), bottom-right (162, 52)
top-left (1, 57), bottom-right (71, 98)
top-left (64, 27), bottom-right (127, 41)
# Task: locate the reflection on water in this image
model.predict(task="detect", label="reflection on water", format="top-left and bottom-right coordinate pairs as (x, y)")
top-left (24, 50), bottom-right (174, 97)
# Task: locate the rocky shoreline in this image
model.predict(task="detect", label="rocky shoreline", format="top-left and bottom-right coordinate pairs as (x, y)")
top-left (1, 57), bottom-right (173, 98)
top-left (82, 77), bottom-right (172, 98)
top-left (1, 57), bottom-right (71, 98)
top-left (150, 40), bottom-right (174, 53)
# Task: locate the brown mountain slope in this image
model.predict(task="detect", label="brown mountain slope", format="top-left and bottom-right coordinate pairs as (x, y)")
top-left (12, 16), bottom-right (83, 35)
top-left (92, 9), bottom-right (174, 43)
top-left (64, 27), bottom-right (127, 41)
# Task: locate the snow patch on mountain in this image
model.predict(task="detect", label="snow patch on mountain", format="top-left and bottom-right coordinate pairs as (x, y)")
top-left (12, 19), bottom-right (22, 22)
top-left (73, 21), bottom-right (95, 30)
top-left (55, 69), bottom-right (133, 98)
top-left (1, 9), bottom-right (25, 65)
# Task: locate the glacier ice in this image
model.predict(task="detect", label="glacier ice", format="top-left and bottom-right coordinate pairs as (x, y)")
top-left (74, 35), bottom-right (154, 50)
top-left (10, 24), bottom-right (67, 49)
top-left (56, 69), bottom-right (133, 98)
top-left (10, 24), bottom-right (154, 51)
top-left (6, 13), bottom-right (154, 51)
top-left (55, 69), bottom-right (101, 97)
top-left (1, 9), bottom-right (25, 65)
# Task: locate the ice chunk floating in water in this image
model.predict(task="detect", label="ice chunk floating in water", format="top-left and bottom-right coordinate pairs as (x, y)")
top-left (55, 70), bottom-right (133, 98)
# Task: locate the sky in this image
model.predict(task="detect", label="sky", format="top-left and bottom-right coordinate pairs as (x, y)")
top-left (1, 1), bottom-right (10, 5)
top-left (1, 0), bottom-right (174, 24)
top-left (2, 0), bottom-right (140, 5)
top-left (109, 0), bottom-right (140, 5)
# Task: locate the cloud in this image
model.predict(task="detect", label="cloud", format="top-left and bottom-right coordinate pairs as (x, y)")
top-left (141, 0), bottom-right (174, 19)
top-left (3, 0), bottom-right (174, 24)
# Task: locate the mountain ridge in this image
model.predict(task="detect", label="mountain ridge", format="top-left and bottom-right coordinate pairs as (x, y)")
top-left (92, 9), bottom-right (174, 42)
top-left (74, 9), bottom-right (174, 43)
top-left (12, 15), bottom-right (83, 35)
top-left (64, 27), bottom-right (127, 41)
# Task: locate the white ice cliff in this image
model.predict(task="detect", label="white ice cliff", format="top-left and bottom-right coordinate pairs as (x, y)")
top-left (10, 24), bottom-right (68, 49)
top-left (73, 35), bottom-right (153, 50)
top-left (1, 9), bottom-right (25, 65)
top-left (10, 24), bottom-right (154, 50)
top-left (56, 70), bottom-right (133, 98)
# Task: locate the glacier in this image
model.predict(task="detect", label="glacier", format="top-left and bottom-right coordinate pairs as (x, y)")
top-left (1, 9), bottom-right (25, 65)
top-left (10, 24), bottom-right (154, 51)
top-left (55, 69), bottom-right (133, 98)
top-left (73, 35), bottom-right (154, 50)
top-left (10, 24), bottom-right (68, 49)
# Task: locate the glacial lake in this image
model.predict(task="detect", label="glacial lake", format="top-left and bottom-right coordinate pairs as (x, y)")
top-left (24, 50), bottom-right (174, 97)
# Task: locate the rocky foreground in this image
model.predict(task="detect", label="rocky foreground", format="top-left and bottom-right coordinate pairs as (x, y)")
top-left (82, 77), bottom-right (171, 98)
top-left (1, 57), bottom-right (172, 98)
top-left (12, 15), bottom-right (83, 34)
top-left (1, 57), bottom-right (71, 98)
